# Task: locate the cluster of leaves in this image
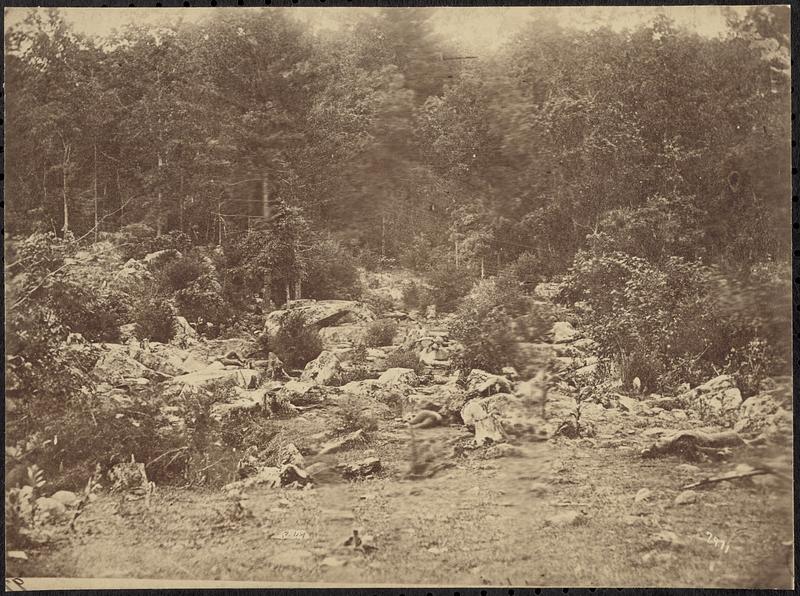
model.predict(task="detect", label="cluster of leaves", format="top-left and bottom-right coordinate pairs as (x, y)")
top-left (362, 319), bottom-right (398, 348)
top-left (558, 251), bottom-right (790, 393)
top-left (268, 312), bottom-right (323, 369)
top-left (449, 276), bottom-right (526, 374)
top-left (383, 347), bottom-right (423, 374)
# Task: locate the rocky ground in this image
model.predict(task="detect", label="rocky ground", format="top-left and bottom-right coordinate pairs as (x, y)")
top-left (5, 270), bottom-right (794, 588)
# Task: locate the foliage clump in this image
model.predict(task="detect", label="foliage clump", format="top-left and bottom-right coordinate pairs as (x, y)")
top-left (363, 318), bottom-right (398, 347)
top-left (270, 311), bottom-right (323, 369)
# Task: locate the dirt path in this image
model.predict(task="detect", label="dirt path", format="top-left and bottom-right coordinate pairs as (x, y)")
top-left (15, 423), bottom-right (793, 588)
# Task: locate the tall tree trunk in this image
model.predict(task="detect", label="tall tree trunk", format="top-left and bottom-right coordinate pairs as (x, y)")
top-left (285, 282), bottom-right (291, 304)
top-left (156, 153), bottom-right (164, 237)
top-left (179, 170), bottom-right (184, 232)
top-left (263, 270), bottom-right (273, 314)
top-left (61, 143), bottom-right (71, 235)
top-left (93, 144), bottom-right (99, 243)
top-left (261, 172), bottom-right (270, 219)
top-left (481, 256), bottom-right (485, 279)
top-left (117, 168), bottom-right (124, 228)
top-left (295, 278), bottom-right (302, 300)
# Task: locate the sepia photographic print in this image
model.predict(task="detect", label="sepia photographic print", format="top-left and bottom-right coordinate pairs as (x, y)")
top-left (3, 3), bottom-right (794, 590)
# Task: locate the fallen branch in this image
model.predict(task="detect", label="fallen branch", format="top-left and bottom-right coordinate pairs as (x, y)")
top-left (682, 465), bottom-right (791, 490)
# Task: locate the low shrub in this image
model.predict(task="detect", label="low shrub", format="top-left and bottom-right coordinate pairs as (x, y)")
top-left (174, 274), bottom-right (232, 339)
top-left (362, 290), bottom-right (395, 315)
top-left (425, 262), bottom-right (475, 312)
top-left (383, 347), bottom-right (423, 374)
top-left (132, 292), bottom-right (175, 343)
top-left (363, 319), bottom-right (398, 347)
top-left (157, 255), bottom-right (205, 293)
top-left (336, 394), bottom-right (378, 433)
top-left (557, 250), bottom-right (790, 393)
top-left (270, 311), bottom-right (323, 369)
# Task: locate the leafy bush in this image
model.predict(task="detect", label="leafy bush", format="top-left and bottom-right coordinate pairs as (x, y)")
top-left (508, 252), bottom-right (546, 292)
top-left (362, 290), bottom-right (395, 315)
top-left (157, 255), bottom-right (205, 293)
top-left (270, 311), bottom-right (323, 369)
top-left (132, 292), bottom-right (176, 343)
top-left (174, 273), bottom-right (231, 338)
top-left (558, 251), bottom-right (790, 393)
top-left (383, 347), bottom-right (423, 374)
top-left (363, 319), bottom-right (398, 347)
top-left (424, 263), bottom-right (475, 312)
top-left (336, 394), bottom-right (379, 433)
top-left (47, 281), bottom-right (126, 343)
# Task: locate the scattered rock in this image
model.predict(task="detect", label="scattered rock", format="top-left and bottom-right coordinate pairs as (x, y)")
top-left (650, 530), bottom-right (686, 549)
top-left (681, 375), bottom-right (742, 422)
top-left (279, 464), bottom-right (311, 488)
top-left (634, 488), bottom-right (653, 503)
top-left (49, 490), bottom-right (79, 507)
top-left (735, 393), bottom-right (791, 439)
top-left (278, 380), bottom-right (327, 406)
top-left (675, 464), bottom-right (701, 474)
top-left (279, 443), bottom-right (305, 468)
top-left (300, 351), bottom-right (343, 386)
top-left (338, 457), bottom-right (381, 480)
top-left (264, 300), bottom-right (376, 337)
top-left (172, 316), bottom-right (199, 345)
top-left (484, 443), bottom-right (523, 458)
top-left (466, 369), bottom-right (512, 396)
top-left (378, 368), bottom-right (420, 387)
top-left (170, 367), bottom-right (261, 391)
top-left (544, 510), bottom-right (585, 527)
top-left (550, 321), bottom-right (579, 344)
top-left (616, 395), bottom-right (639, 412)
top-left (35, 497), bottom-right (68, 521)
top-left (674, 490), bottom-right (698, 505)
top-left (320, 556), bottom-right (347, 568)
top-left (318, 429), bottom-right (365, 455)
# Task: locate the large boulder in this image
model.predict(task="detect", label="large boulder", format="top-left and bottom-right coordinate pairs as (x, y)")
top-left (407, 380), bottom-right (466, 420)
top-left (168, 367), bottom-right (261, 391)
top-left (378, 367), bottom-right (420, 387)
top-left (300, 351), bottom-right (343, 386)
top-left (172, 316), bottom-right (199, 345)
top-left (681, 375), bottom-right (743, 422)
top-left (143, 249), bottom-right (181, 268)
top-left (277, 379), bottom-right (328, 406)
top-left (466, 369), bottom-right (512, 396)
top-left (112, 258), bottom-right (153, 287)
top-left (318, 324), bottom-right (366, 350)
top-left (550, 321), bottom-right (580, 344)
top-left (91, 344), bottom-right (169, 385)
top-left (461, 392), bottom-right (549, 445)
top-left (734, 393), bottom-right (792, 440)
top-left (264, 300), bottom-right (376, 337)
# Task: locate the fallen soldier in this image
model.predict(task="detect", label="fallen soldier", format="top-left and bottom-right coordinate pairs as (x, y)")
top-left (407, 409), bottom-right (443, 429)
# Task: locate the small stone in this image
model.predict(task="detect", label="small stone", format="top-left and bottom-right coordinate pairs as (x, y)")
top-left (320, 556), bottom-right (347, 568)
top-left (544, 510), bottom-right (585, 527)
top-left (674, 490), bottom-right (698, 505)
top-left (675, 463), bottom-right (700, 474)
top-left (634, 488), bottom-right (653, 503)
top-left (50, 490), bottom-right (79, 506)
top-left (528, 482), bottom-right (550, 497)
